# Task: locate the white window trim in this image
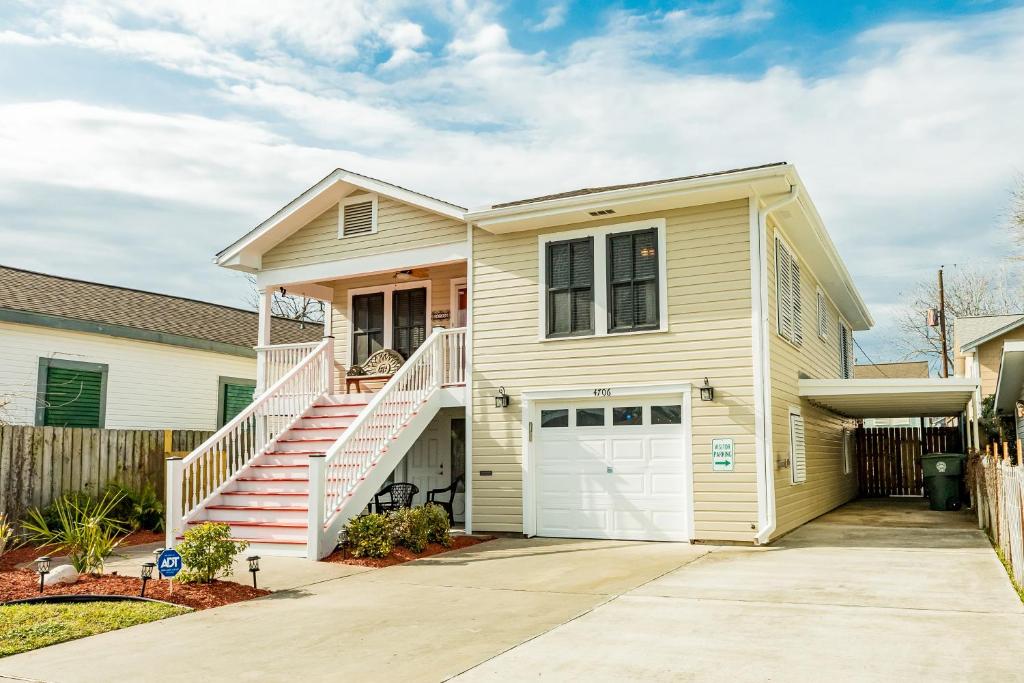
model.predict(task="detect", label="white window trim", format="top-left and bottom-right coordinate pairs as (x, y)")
top-left (788, 405), bottom-right (806, 485)
top-left (449, 276), bottom-right (467, 329)
top-left (537, 218), bottom-right (669, 341)
top-left (774, 229), bottom-right (802, 348)
top-left (338, 193), bottom-right (379, 238)
top-left (347, 279), bottom-right (432, 365)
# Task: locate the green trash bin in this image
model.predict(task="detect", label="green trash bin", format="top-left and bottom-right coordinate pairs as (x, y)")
top-left (921, 453), bottom-right (966, 511)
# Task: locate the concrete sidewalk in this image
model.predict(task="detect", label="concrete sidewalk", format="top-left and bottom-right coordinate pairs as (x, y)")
top-left (1, 500), bottom-right (1020, 682)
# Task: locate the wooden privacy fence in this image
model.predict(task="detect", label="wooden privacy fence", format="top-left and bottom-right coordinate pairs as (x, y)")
top-left (0, 425), bottom-right (213, 522)
top-left (856, 426), bottom-right (963, 497)
top-left (970, 443), bottom-right (1024, 588)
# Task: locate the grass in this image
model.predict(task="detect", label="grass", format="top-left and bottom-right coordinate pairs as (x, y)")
top-left (992, 544), bottom-right (1024, 604)
top-left (0, 601), bottom-right (189, 657)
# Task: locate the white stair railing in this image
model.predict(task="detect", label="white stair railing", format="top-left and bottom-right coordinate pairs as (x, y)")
top-left (166, 337), bottom-right (334, 545)
top-left (256, 341), bottom-right (322, 392)
top-left (313, 328), bottom-right (466, 551)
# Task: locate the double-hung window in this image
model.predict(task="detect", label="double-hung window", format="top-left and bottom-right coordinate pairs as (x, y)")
top-left (776, 236), bottom-right (803, 346)
top-left (607, 228), bottom-right (660, 333)
top-left (546, 237), bottom-right (594, 337)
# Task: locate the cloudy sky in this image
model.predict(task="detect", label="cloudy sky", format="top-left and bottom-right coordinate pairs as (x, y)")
top-left (1, 0), bottom-right (1022, 362)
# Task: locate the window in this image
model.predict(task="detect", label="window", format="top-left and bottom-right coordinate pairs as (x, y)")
top-left (351, 292), bottom-right (385, 365)
top-left (789, 410), bottom-right (806, 484)
top-left (546, 237), bottom-right (594, 337)
top-left (776, 236), bottom-right (803, 346)
top-left (541, 409), bottom-right (569, 427)
top-left (839, 321), bottom-right (853, 379)
top-left (612, 406), bottom-right (643, 426)
top-left (392, 287), bottom-right (427, 359)
top-left (219, 378), bottom-right (256, 427)
top-left (339, 194), bottom-right (378, 237)
top-left (651, 405), bottom-right (682, 425)
top-left (576, 407), bottom-right (605, 426)
top-left (816, 290), bottom-right (829, 339)
top-left (36, 358), bottom-right (107, 428)
top-left (607, 228), bottom-right (660, 333)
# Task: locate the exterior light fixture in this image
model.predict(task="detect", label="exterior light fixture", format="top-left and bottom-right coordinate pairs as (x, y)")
top-left (495, 387), bottom-right (510, 409)
top-left (34, 556), bottom-right (51, 593)
top-left (140, 562), bottom-right (156, 597)
top-left (700, 377), bottom-right (714, 402)
top-left (247, 556), bottom-right (261, 589)
top-left (278, 287), bottom-right (287, 297)
top-left (338, 528), bottom-right (349, 559)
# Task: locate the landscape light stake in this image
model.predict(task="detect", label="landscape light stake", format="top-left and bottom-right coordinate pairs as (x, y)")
top-left (153, 547), bottom-right (165, 581)
top-left (34, 556), bottom-right (51, 593)
top-left (140, 562), bottom-right (155, 597)
top-left (247, 555), bottom-right (261, 589)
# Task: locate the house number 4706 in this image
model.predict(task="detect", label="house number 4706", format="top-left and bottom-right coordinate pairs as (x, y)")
top-left (593, 388), bottom-right (613, 397)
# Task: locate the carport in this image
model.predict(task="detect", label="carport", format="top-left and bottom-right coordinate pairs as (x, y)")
top-left (799, 378), bottom-right (978, 496)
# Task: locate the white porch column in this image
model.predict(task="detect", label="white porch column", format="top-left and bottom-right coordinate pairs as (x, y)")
top-left (256, 288), bottom-right (273, 394)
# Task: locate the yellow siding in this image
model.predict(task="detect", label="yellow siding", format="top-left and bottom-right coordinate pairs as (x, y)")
top-left (263, 193), bottom-right (466, 269)
top-left (471, 199), bottom-right (759, 541)
top-left (977, 331), bottom-right (1024, 397)
top-left (766, 217), bottom-right (857, 539)
top-left (328, 262), bottom-right (466, 369)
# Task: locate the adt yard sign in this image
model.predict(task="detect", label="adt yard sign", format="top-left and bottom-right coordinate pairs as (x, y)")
top-left (712, 438), bottom-right (735, 472)
top-left (157, 549), bottom-right (183, 579)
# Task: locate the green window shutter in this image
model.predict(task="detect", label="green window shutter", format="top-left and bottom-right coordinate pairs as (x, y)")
top-left (43, 366), bottom-right (104, 428)
top-left (221, 382), bottom-right (255, 426)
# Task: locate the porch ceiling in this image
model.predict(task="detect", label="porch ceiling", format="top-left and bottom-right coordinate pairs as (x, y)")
top-left (798, 378), bottom-right (978, 418)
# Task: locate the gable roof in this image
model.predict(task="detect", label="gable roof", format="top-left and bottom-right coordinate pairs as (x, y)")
top-left (216, 168), bottom-right (466, 271)
top-left (491, 162), bottom-right (788, 209)
top-left (854, 361), bottom-right (929, 379)
top-left (955, 314), bottom-right (1024, 352)
top-left (0, 265), bottom-right (322, 355)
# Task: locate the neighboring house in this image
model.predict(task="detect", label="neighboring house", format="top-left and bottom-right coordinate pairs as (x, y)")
top-left (178, 162), bottom-right (976, 558)
top-left (953, 314), bottom-right (1024, 446)
top-left (0, 265), bottom-right (322, 430)
top-left (855, 362), bottom-right (934, 427)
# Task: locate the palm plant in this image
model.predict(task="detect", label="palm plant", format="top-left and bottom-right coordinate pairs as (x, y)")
top-left (21, 490), bottom-right (128, 575)
top-left (0, 513), bottom-right (21, 558)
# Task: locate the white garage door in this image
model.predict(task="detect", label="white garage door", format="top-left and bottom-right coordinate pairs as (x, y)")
top-left (534, 397), bottom-right (691, 542)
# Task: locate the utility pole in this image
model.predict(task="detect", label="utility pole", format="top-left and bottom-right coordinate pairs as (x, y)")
top-left (938, 267), bottom-right (949, 378)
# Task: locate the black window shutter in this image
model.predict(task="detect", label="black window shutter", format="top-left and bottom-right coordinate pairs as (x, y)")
top-left (546, 237), bottom-right (593, 337)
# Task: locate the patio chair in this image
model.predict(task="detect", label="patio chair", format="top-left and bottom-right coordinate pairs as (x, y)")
top-left (426, 474), bottom-right (464, 524)
top-left (374, 482), bottom-right (419, 513)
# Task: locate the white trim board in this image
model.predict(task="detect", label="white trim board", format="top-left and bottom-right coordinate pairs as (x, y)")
top-left (519, 382), bottom-right (694, 541)
top-left (536, 217), bottom-right (669, 341)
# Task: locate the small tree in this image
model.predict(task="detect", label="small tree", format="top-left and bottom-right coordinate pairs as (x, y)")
top-left (176, 522), bottom-right (248, 583)
top-left (244, 275), bottom-right (325, 324)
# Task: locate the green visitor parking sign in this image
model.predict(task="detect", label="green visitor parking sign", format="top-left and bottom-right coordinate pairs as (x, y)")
top-left (712, 438), bottom-right (734, 472)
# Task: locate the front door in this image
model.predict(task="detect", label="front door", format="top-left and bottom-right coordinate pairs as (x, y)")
top-left (405, 416), bottom-right (451, 507)
top-left (455, 284), bottom-right (468, 327)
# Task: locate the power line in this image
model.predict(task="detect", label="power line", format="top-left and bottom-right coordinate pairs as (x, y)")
top-left (853, 337), bottom-right (889, 378)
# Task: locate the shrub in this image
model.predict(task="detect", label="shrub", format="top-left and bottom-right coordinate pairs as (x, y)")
top-left (21, 490), bottom-right (128, 575)
top-left (421, 504), bottom-right (452, 548)
top-left (343, 513), bottom-right (393, 558)
top-left (31, 491), bottom-right (101, 533)
top-left (389, 507), bottom-right (431, 553)
top-left (176, 522), bottom-right (247, 584)
top-left (107, 482), bottom-right (164, 532)
top-left (0, 513), bottom-right (22, 558)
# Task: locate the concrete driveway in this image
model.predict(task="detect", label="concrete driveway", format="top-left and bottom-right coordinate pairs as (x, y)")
top-left (2, 500), bottom-right (1021, 682)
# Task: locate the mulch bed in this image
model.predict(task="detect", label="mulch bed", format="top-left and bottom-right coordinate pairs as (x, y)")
top-left (0, 569), bottom-right (269, 610)
top-left (323, 534), bottom-right (494, 568)
top-left (1, 529), bottom-right (164, 571)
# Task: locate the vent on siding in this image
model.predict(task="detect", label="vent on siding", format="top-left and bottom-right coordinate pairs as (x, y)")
top-left (790, 412), bottom-right (807, 484)
top-left (342, 200), bottom-right (375, 237)
top-left (588, 208), bottom-right (615, 216)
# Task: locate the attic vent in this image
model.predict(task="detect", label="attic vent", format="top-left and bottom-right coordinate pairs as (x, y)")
top-left (340, 196), bottom-right (377, 238)
top-left (588, 209), bottom-right (616, 216)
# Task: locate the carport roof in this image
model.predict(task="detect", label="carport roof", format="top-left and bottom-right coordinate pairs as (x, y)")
top-left (798, 378), bottom-right (978, 419)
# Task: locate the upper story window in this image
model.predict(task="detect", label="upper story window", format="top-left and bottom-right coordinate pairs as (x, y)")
top-left (816, 290), bottom-right (829, 339)
top-left (839, 321), bottom-right (853, 379)
top-left (607, 228), bottom-right (660, 333)
top-left (775, 235), bottom-right (803, 346)
top-left (339, 194), bottom-right (378, 238)
top-left (539, 219), bottom-right (667, 340)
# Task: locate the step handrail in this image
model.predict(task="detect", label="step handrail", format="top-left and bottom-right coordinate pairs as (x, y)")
top-left (319, 328), bottom-right (465, 529)
top-left (168, 337), bottom-right (334, 540)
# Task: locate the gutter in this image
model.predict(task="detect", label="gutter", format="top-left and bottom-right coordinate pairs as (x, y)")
top-left (752, 185), bottom-right (800, 545)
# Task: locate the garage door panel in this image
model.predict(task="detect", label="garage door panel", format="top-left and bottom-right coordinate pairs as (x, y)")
top-left (650, 437), bottom-right (686, 463)
top-left (651, 473), bottom-right (686, 494)
top-left (603, 473), bottom-right (647, 495)
top-left (538, 473), bottom-right (575, 495)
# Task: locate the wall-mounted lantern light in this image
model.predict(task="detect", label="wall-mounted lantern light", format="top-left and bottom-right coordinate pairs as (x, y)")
top-left (700, 377), bottom-right (714, 402)
top-left (34, 556), bottom-right (51, 593)
top-left (495, 387), bottom-right (510, 409)
top-left (140, 562), bottom-right (155, 597)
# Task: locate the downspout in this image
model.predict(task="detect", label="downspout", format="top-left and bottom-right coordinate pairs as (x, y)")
top-left (752, 185), bottom-right (800, 545)
top-left (464, 219), bottom-right (474, 534)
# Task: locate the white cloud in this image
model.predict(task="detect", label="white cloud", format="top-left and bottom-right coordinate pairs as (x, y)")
top-left (530, 2), bottom-right (568, 32)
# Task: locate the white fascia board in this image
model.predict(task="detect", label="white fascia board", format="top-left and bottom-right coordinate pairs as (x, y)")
top-left (216, 169), bottom-right (466, 266)
top-left (254, 240), bottom-right (468, 290)
top-left (994, 341), bottom-right (1024, 413)
top-left (799, 378), bottom-right (979, 397)
top-left (468, 165), bottom-right (793, 232)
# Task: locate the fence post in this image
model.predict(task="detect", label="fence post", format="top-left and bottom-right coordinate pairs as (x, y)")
top-left (165, 456), bottom-right (184, 549)
top-left (306, 454), bottom-right (326, 561)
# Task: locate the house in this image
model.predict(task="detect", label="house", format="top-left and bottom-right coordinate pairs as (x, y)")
top-left (0, 265), bottom-right (322, 430)
top-left (953, 314), bottom-right (1024, 446)
top-left (170, 162), bottom-right (978, 557)
top-left (855, 361), bottom-right (934, 427)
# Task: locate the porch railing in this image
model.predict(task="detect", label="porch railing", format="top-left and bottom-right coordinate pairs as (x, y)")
top-left (166, 337), bottom-right (334, 545)
top-left (256, 341), bottom-right (322, 392)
